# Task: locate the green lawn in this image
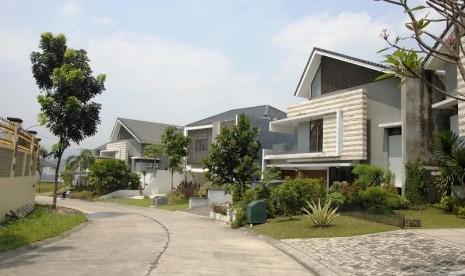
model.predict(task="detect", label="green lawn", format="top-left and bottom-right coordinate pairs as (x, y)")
top-left (253, 206), bottom-right (465, 240)
top-left (252, 214), bottom-right (399, 239)
top-left (156, 198), bottom-right (189, 211)
top-left (35, 182), bottom-right (70, 196)
top-left (0, 204), bottom-right (87, 253)
top-left (397, 206), bottom-right (465, 228)
top-left (98, 197), bottom-right (152, 207)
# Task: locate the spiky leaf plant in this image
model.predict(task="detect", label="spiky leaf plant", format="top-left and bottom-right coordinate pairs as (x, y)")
top-left (302, 199), bottom-right (339, 227)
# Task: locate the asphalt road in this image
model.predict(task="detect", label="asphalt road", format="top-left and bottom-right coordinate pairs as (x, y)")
top-left (0, 197), bottom-right (313, 276)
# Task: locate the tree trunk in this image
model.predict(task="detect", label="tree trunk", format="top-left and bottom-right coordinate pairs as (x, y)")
top-left (52, 155), bottom-right (62, 209)
top-left (171, 170), bottom-right (174, 205)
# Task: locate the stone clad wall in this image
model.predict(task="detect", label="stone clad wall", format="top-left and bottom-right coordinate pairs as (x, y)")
top-left (458, 36), bottom-right (465, 137)
top-left (287, 88), bottom-right (367, 160)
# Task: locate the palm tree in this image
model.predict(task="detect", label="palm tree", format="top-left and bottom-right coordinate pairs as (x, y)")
top-left (65, 149), bottom-right (96, 187)
top-left (431, 131), bottom-right (465, 195)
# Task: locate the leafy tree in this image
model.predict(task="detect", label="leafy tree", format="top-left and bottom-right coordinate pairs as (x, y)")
top-left (376, 0), bottom-right (465, 100)
top-left (144, 143), bottom-right (164, 171)
top-left (30, 32), bottom-right (106, 208)
top-left (141, 169), bottom-right (147, 186)
top-left (65, 149), bottom-right (95, 187)
top-left (262, 166), bottom-right (282, 184)
top-left (204, 114), bottom-right (261, 202)
top-left (88, 159), bottom-right (140, 195)
top-left (160, 127), bottom-right (191, 205)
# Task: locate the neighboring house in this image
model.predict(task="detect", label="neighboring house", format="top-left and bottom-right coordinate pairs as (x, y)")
top-left (99, 118), bottom-right (181, 171)
top-left (263, 48), bottom-right (451, 194)
top-left (96, 118), bottom-right (183, 194)
top-left (37, 159), bottom-right (57, 182)
top-left (185, 105), bottom-right (296, 183)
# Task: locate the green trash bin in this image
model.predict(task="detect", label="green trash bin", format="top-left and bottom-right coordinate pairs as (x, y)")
top-left (247, 200), bottom-right (267, 224)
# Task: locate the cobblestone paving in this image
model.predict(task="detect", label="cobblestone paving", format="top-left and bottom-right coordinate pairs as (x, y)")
top-left (283, 230), bottom-right (465, 276)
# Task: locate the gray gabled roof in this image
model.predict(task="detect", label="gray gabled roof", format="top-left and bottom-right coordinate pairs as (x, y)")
top-left (186, 105), bottom-right (286, 127)
top-left (295, 47), bottom-right (389, 98)
top-left (115, 118), bottom-right (181, 144)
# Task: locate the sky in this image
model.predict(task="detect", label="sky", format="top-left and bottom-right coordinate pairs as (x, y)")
top-left (0, 0), bottom-right (426, 156)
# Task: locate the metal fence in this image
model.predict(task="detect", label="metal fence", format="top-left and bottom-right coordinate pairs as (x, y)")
top-left (342, 208), bottom-right (406, 228)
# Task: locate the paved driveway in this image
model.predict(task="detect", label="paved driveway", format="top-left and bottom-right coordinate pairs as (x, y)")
top-left (0, 197), bottom-right (311, 276)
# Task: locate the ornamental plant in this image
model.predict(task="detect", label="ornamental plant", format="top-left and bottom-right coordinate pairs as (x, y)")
top-left (302, 199), bottom-right (339, 227)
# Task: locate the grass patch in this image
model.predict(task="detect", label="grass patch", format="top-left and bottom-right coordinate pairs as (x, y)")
top-left (98, 197), bottom-right (152, 207)
top-left (35, 182), bottom-right (70, 196)
top-left (156, 198), bottom-right (189, 211)
top-left (68, 190), bottom-right (94, 200)
top-left (397, 205), bottom-right (465, 228)
top-left (0, 204), bottom-right (87, 253)
top-left (252, 214), bottom-right (399, 239)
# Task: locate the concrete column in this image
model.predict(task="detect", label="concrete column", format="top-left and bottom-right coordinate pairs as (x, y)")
top-left (7, 117), bottom-right (23, 177)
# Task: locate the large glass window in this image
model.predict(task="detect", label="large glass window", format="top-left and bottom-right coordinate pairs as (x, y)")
top-left (309, 119), bottom-right (323, 152)
top-left (311, 66), bottom-right (322, 98)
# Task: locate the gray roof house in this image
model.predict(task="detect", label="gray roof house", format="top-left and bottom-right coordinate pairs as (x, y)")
top-left (185, 105), bottom-right (296, 183)
top-left (98, 118), bottom-right (182, 172)
top-left (263, 47), bottom-right (453, 194)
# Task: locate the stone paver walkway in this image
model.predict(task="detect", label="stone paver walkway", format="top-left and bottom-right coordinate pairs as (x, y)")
top-left (283, 230), bottom-right (465, 275)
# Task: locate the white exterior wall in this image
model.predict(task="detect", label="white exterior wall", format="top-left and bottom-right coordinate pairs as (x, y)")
top-left (458, 36), bottom-right (465, 137)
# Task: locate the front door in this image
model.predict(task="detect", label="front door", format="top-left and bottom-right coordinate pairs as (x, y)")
top-left (388, 130), bottom-right (403, 191)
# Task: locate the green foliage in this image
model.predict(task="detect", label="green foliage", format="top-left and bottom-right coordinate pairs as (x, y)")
top-left (161, 128), bottom-right (191, 174)
top-left (30, 32), bottom-right (106, 207)
top-left (326, 192), bottom-right (346, 207)
top-left (302, 200), bottom-right (339, 227)
top-left (376, 49), bottom-right (424, 84)
top-left (65, 149), bottom-right (95, 187)
top-left (176, 180), bottom-right (201, 198)
top-left (385, 193), bottom-right (410, 210)
top-left (88, 159), bottom-right (141, 195)
top-left (405, 161), bottom-right (427, 204)
top-left (431, 131), bottom-right (465, 195)
top-left (352, 164), bottom-right (385, 187)
top-left (273, 182), bottom-right (300, 219)
top-left (204, 114), bottom-right (261, 200)
top-left (231, 189), bottom-right (256, 228)
top-left (262, 167), bottom-right (281, 183)
top-left (360, 186), bottom-right (388, 207)
top-left (439, 196), bottom-right (465, 215)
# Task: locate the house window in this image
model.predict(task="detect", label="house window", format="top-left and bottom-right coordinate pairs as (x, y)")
top-left (311, 66), bottom-right (322, 98)
top-left (196, 139), bottom-right (208, 151)
top-left (309, 119), bottom-right (323, 152)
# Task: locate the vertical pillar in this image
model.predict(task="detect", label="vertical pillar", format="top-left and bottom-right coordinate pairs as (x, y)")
top-left (7, 117), bottom-right (23, 177)
top-left (28, 131), bottom-right (38, 177)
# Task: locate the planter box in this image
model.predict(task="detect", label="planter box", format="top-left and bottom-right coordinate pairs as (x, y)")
top-left (210, 208), bottom-right (236, 224)
top-left (189, 197), bottom-right (209, 208)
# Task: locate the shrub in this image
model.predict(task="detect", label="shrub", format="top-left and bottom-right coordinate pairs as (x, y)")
top-left (254, 184), bottom-right (276, 218)
top-left (405, 161), bottom-right (427, 205)
top-left (440, 196), bottom-right (453, 212)
top-left (68, 190), bottom-right (93, 200)
top-left (457, 207), bottom-right (465, 218)
top-left (326, 192), bottom-right (346, 207)
top-left (211, 204), bottom-right (228, 216)
top-left (302, 199), bottom-right (339, 227)
top-left (359, 186), bottom-right (388, 207)
top-left (346, 182), bottom-right (362, 206)
top-left (273, 182), bottom-right (300, 219)
top-left (176, 180), bottom-right (201, 198)
top-left (231, 189), bottom-right (255, 228)
top-left (384, 193), bottom-right (409, 209)
top-left (88, 159), bottom-right (141, 196)
top-left (352, 164), bottom-right (385, 187)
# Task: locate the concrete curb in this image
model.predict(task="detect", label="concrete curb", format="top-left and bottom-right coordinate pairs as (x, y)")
top-left (240, 228), bottom-right (348, 276)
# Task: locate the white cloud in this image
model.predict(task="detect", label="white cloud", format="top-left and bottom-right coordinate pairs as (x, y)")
top-left (59, 1), bottom-right (82, 19)
top-left (85, 32), bottom-right (282, 147)
top-left (92, 17), bottom-right (114, 26)
top-left (271, 12), bottom-right (391, 79)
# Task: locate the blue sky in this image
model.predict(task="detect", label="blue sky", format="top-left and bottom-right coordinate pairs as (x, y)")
top-left (0, 0), bottom-right (415, 154)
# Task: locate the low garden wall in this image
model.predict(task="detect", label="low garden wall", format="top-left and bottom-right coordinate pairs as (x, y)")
top-left (188, 189), bottom-right (232, 209)
top-left (99, 190), bottom-right (141, 199)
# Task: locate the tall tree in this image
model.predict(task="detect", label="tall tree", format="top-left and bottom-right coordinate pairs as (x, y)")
top-left (65, 149), bottom-right (96, 187)
top-left (160, 127), bottom-right (190, 205)
top-left (30, 32), bottom-right (106, 208)
top-left (376, 0), bottom-right (465, 100)
top-left (204, 114), bottom-right (261, 202)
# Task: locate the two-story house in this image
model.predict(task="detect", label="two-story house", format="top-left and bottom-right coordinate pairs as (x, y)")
top-left (184, 105), bottom-right (296, 183)
top-left (263, 47), bottom-right (445, 194)
top-left (96, 118), bottom-right (182, 182)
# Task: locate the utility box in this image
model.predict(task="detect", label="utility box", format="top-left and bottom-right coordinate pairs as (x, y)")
top-left (247, 200), bottom-right (267, 224)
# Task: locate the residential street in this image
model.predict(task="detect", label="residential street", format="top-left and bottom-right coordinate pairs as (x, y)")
top-left (0, 197), bottom-right (313, 276)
